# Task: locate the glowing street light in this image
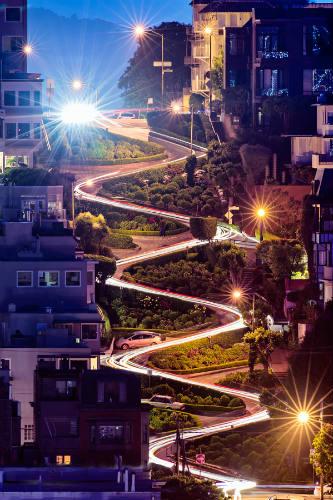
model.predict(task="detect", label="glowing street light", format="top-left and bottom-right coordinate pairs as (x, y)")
top-left (23, 44), bottom-right (32, 55)
top-left (60, 102), bottom-right (98, 125)
top-left (256, 206), bottom-right (267, 242)
top-left (204, 26), bottom-right (213, 36)
top-left (297, 410), bottom-right (310, 425)
top-left (232, 289), bottom-right (242, 301)
top-left (72, 79), bottom-right (83, 91)
top-left (134, 24), bottom-right (146, 37)
top-left (171, 101), bottom-right (195, 155)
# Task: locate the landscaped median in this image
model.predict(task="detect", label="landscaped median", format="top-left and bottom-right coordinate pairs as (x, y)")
top-left (149, 359), bottom-right (248, 375)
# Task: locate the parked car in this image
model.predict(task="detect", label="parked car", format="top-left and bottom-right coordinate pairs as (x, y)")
top-left (115, 331), bottom-right (162, 350)
top-left (118, 112), bottom-right (136, 119)
top-left (142, 394), bottom-right (185, 411)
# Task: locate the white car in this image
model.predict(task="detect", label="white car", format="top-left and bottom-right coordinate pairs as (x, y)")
top-left (142, 394), bottom-right (185, 411)
top-left (115, 331), bottom-right (162, 350)
top-left (118, 112), bottom-right (136, 119)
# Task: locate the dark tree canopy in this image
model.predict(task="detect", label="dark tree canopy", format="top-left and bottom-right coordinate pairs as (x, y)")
top-left (119, 22), bottom-right (190, 107)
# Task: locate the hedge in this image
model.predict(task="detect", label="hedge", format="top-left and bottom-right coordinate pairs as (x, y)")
top-left (66, 152), bottom-right (167, 166)
top-left (112, 227), bottom-right (187, 237)
top-left (146, 359), bottom-right (248, 375)
top-left (183, 403), bottom-right (245, 414)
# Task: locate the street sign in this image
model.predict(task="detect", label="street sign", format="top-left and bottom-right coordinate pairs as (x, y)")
top-left (153, 61), bottom-right (172, 67)
top-left (225, 211), bottom-right (234, 224)
top-left (195, 453), bottom-right (205, 465)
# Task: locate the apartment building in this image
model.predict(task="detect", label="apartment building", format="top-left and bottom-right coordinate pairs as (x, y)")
top-left (0, 185), bottom-right (103, 443)
top-left (0, 1), bottom-right (43, 170)
top-left (187, 1), bottom-right (333, 125)
top-left (34, 357), bottom-right (149, 468)
top-left (0, 363), bottom-right (21, 465)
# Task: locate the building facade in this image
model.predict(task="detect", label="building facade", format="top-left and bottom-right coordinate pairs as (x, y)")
top-left (34, 358), bottom-right (149, 468)
top-left (187, 1), bottom-right (333, 126)
top-left (0, 185), bottom-right (103, 443)
top-left (0, 362), bottom-right (21, 465)
top-left (0, 1), bottom-right (43, 170)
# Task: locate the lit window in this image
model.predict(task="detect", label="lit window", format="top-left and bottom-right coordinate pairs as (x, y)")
top-left (38, 271), bottom-right (59, 287)
top-left (24, 424), bottom-right (34, 442)
top-left (65, 271), bottom-right (81, 287)
top-left (56, 454), bottom-right (72, 466)
top-left (56, 455), bottom-right (63, 465)
top-left (97, 424), bottom-right (125, 443)
top-left (64, 455), bottom-right (71, 465)
top-left (81, 323), bottom-right (98, 340)
top-left (6, 8), bottom-right (21, 22)
top-left (17, 271), bottom-right (33, 287)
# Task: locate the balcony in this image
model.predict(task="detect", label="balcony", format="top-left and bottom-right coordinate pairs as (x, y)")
top-left (312, 153), bottom-right (333, 169)
top-left (257, 50), bottom-right (289, 60)
top-left (258, 88), bottom-right (289, 97)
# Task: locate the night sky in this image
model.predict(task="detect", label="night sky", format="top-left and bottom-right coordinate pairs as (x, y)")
top-left (29, 0), bottom-right (192, 24)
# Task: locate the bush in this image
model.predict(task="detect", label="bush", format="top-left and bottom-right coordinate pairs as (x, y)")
top-left (150, 408), bottom-right (200, 433)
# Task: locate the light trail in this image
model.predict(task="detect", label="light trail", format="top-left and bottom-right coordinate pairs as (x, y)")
top-left (76, 125), bottom-right (268, 493)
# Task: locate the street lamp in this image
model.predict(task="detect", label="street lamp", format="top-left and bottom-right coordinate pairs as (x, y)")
top-left (134, 24), bottom-right (165, 107)
top-left (256, 207), bottom-right (266, 242)
top-left (72, 79), bottom-right (83, 91)
top-left (297, 410), bottom-right (310, 425)
top-left (232, 288), bottom-right (268, 331)
top-left (171, 101), bottom-right (195, 155)
top-left (23, 44), bottom-right (33, 55)
top-left (71, 79), bottom-right (98, 106)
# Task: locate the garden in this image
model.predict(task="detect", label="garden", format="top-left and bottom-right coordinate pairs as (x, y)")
top-left (44, 123), bottom-right (166, 164)
top-left (123, 241), bottom-right (246, 298)
top-left (100, 159), bottom-right (224, 218)
top-left (99, 287), bottom-right (218, 333)
top-left (186, 426), bottom-right (312, 483)
top-left (146, 331), bottom-right (249, 374)
top-left (150, 408), bottom-right (200, 433)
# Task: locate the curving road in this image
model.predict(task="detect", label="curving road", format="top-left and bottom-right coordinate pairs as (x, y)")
top-left (75, 123), bottom-right (268, 493)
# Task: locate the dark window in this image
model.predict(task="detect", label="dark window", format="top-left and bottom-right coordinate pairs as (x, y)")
top-left (97, 424), bottom-right (125, 444)
top-left (49, 418), bottom-right (78, 437)
top-left (81, 323), bottom-right (98, 340)
top-left (65, 271), bottom-right (81, 287)
top-left (4, 91), bottom-right (15, 106)
top-left (0, 359), bottom-right (10, 370)
top-left (18, 123), bottom-right (30, 138)
top-left (18, 91), bottom-right (30, 106)
top-left (17, 271), bottom-right (33, 287)
top-left (87, 271), bottom-right (94, 286)
top-left (10, 37), bottom-right (23, 52)
top-left (257, 27), bottom-right (279, 54)
top-left (6, 8), bottom-right (21, 22)
top-left (5, 123), bottom-right (16, 139)
top-left (34, 91), bottom-right (41, 106)
top-left (55, 379), bottom-right (77, 399)
top-left (33, 123), bottom-right (41, 139)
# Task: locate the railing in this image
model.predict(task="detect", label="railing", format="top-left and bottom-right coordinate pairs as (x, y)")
top-left (257, 50), bottom-right (288, 59)
top-left (258, 88), bottom-right (289, 97)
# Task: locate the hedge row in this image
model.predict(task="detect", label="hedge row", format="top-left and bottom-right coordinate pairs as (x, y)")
top-left (112, 227), bottom-right (187, 237)
top-left (65, 152), bottom-right (167, 166)
top-left (147, 359), bottom-right (248, 375)
top-left (183, 404), bottom-right (245, 414)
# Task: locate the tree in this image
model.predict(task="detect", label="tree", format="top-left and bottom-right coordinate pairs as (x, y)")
top-left (75, 212), bottom-right (109, 253)
top-left (244, 327), bottom-right (283, 374)
top-left (161, 475), bottom-right (225, 500)
top-left (184, 155), bottom-right (197, 187)
top-left (257, 240), bottom-right (306, 281)
top-left (311, 424), bottom-right (333, 489)
top-left (190, 217), bottom-right (217, 242)
top-left (95, 257), bottom-right (116, 285)
top-left (189, 93), bottom-right (205, 112)
top-left (118, 22), bottom-right (190, 107)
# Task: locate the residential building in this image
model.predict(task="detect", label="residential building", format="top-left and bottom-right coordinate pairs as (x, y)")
top-left (291, 102), bottom-right (333, 167)
top-left (0, 185), bottom-right (103, 443)
top-left (34, 357), bottom-right (149, 468)
top-left (0, 361), bottom-right (21, 465)
top-left (312, 168), bottom-right (333, 305)
top-left (187, 1), bottom-right (333, 126)
top-left (0, 1), bottom-right (43, 170)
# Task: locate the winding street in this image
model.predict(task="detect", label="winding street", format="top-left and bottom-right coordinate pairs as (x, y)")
top-left (75, 121), bottom-right (269, 494)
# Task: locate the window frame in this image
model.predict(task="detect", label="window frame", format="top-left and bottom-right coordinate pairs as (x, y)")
top-left (38, 270), bottom-right (60, 288)
top-left (16, 270), bottom-right (33, 288)
top-left (17, 122), bottom-right (31, 139)
top-left (65, 270), bottom-right (81, 288)
top-left (18, 91), bottom-right (31, 107)
top-left (4, 90), bottom-right (16, 106)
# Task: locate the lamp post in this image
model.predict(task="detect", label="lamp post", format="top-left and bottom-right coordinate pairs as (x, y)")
top-left (256, 207), bottom-right (266, 242)
top-left (134, 25), bottom-right (165, 107)
top-left (232, 289), bottom-right (269, 331)
top-left (171, 102), bottom-right (194, 155)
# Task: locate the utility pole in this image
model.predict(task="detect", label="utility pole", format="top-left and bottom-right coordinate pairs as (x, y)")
top-left (320, 401), bottom-right (324, 500)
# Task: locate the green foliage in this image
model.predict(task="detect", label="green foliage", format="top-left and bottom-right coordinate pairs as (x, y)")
top-left (221, 86), bottom-right (250, 124)
top-left (108, 289), bottom-right (215, 332)
top-left (244, 327), bottom-right (283, 374)
top-left (189, 93), bottom-right (205, 112)
top-left (184, 155), bottom-right (197, 187)
top-left (161, 475), bottom-right (225, 500)
top-left (150, 408), bottom-right (199, 433)
top-left (311, 424), bottom-right (333, 488)
top-left (257, 239), bottom-right (306, 280)
top-left (190, 217), bottom-right (217, 241)
top-left (118, 22), bottom-right (190, 107)
top-left (75, 211), bottom-right (135, 252)
top-left (186, 428), bottom-right (311, 483)
top-left (220, 370), bottom-right (277, 390)
top-left (148, 332), bottom-right (248, 372)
